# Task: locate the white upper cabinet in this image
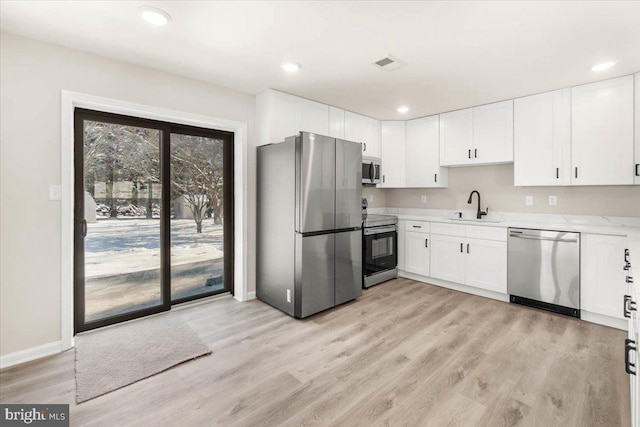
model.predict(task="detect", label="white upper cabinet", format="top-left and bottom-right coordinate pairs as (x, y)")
top-left (635, 72), bottom-right (640, 185)
top-left (439, 101), bottom-right (513, 167)
top-left (345, 112), bottom-right (380, 157)
top-left (301, 99), bottom-right (329, 136)
top-left (405, 116), bottom-right (448, 188)
top-left (472, 100), bottom-right (514, 164)
top-left (380, 121), bottom-right (406, 187)
top-left (256, 89), bottom-right (302, 144)
top-left (514, 89), bottom-right (571, 186)
top-left (439, 108), bottom-right (473, 166)
top-left (571, 75), bottom-right (634, 186)
top-left (329, 106), bottom-right (345, 139)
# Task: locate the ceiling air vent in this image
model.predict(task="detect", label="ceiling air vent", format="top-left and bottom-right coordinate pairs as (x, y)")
top-left (373, 55), bottom-right (406, 71)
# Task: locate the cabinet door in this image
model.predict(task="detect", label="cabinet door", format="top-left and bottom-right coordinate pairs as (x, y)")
top-left (301, 99), bottom-right (329, 136)
top-left (329, 106), bottom-right (345, 139)
top-left (270, 91), bottom-right (303, 143)
top-left (344, 111), bottom-right (360, 144)
top-left (430, 234), bottom-right (465, 284)
top-left (439, 109), bottom-right (473, 166)
top-left (405, 116), bottom-right (448, 187)
top-left (514, 89), bottom-right (571, 186)
top-left (361, 116), bottom-right (381, 158)
top-left (465, 238), bottom-right (507, 294)
top-left (405, 231), bottom-right (430, 276)
top-left (397, 220), bottom-right (406, 271)
top-left (581, 234), bottom-right (627, 319)
top-left (635, 72), bottom-right (640, 184)
top-left (472, 100), bottom-right (513, 164)
top-left (380, 121), bottom-right (406, 187)
top-left (571, 75), bottom-right (634, 185)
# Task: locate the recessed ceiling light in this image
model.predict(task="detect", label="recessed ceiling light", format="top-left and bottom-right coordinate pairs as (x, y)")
top-left (281, 62), bottom-right (302, 73)
top-left (591, 61), bottom-right (616, 72)
top-left (397, 106), bottom-right (409, 113)
top-left (138, 6), bottom-right (171, 26)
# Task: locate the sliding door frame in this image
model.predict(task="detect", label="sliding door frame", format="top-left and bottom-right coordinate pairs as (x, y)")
top-left (73, 108), bottom-right (234, 333)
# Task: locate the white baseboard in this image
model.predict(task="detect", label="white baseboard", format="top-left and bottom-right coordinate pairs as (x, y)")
top-left (581, 311), bottom-right (628, 331)
top-left (0, 341), bottom-right (62, 370)
top-left (247, 291), bottom-right (256, 300)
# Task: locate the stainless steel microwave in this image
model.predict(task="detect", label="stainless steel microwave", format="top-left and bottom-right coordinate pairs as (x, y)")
top-left (362, 157), bottom-right (381, 185)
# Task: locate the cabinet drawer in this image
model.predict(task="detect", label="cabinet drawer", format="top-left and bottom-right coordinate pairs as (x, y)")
top-left (405, 221), bottom-right (430, 233)
top-left (431, 222), bottom-right (466, 237)
top-left (465, 225), bottom-right (507, 242)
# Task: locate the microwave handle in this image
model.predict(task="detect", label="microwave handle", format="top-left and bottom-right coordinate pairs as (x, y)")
top-left (369, 162), bottom-right (374, 181)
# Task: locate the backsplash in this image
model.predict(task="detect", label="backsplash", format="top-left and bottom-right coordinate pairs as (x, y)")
top-left (367, 164), bottom-right (640, 217)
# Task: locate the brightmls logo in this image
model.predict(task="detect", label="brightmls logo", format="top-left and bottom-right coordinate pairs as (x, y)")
top-left (1, 405), bottom-right (69, 426)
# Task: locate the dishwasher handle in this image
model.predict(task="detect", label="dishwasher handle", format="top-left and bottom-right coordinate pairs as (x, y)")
top-left (509, 233), bottom-right (578, 243)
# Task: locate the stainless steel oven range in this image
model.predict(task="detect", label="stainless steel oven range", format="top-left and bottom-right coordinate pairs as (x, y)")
top-left (362, 213), bottom-right (398, 288)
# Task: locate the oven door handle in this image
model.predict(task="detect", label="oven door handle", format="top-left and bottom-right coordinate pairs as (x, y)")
top-left (364, 226), bottom-right (398, 235)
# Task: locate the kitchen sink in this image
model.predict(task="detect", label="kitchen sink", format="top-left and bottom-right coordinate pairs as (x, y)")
top-left (448, 213), bottom-right (504, 223)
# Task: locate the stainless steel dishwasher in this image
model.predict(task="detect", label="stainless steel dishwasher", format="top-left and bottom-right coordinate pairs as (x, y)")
top-left (508, 228), bottom-right (580, 318)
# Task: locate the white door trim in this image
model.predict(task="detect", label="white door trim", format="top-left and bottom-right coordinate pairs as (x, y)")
top-left (60, 90), bottom-right (248, 351)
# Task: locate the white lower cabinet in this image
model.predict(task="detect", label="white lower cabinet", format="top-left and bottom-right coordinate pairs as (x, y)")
top-left (430, 234), bottom-right (466, 284)
top-left (430, 227), bottom-right (507, 294)
top-left (465, 238), bottom-right (507, 293)
top-left (405, 231), bottom-right (430, 277)
top-left (581, 234), bottom-right (628, 319)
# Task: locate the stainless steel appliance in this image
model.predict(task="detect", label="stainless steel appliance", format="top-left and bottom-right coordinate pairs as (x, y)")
top-left (508, 228), bottom-right (580, 317)
top-left (257, 132), bottom-right (362, 318)
top-left (363, 210), bottom-right (398, 288)
top-left (362, 156), bottom-right (381, 186)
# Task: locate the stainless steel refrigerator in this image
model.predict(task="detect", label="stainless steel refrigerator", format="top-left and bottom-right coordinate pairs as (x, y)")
top-left (257, 132), bottom-right (363, 318)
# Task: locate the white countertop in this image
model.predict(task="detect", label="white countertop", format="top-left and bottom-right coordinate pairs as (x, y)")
top-left (368, 207), bottom-right (640, 237)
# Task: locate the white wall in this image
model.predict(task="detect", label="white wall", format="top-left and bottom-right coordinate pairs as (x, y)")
top-left (0, 33), bottom-right (257, 357)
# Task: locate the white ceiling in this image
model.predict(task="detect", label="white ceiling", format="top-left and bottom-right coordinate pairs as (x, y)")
top-left (2, 1), bottom-right (639, 120)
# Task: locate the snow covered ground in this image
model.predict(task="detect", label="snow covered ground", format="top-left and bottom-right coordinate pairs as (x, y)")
top-left (85, 218), bottom-right (223, 278)
top-left (83, 218), bottom-right (225, 321)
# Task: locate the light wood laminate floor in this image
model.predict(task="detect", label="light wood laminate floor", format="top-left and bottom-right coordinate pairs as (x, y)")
top-left (0, 279), bottom-right (630, 426)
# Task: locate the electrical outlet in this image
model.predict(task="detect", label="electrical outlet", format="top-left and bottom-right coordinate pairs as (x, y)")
top-left (549, 195), bottom-right (557, 206)
top-left (420, 195), bottom-right (427, 204)
top-left (525, 196), bottom-right (533, 206)
top-left (49, 184), bottom-right (61, 201)
top-left (286, 289), bottom-right (291, 303)
top-left (369, 194), bottom-right (374, 202)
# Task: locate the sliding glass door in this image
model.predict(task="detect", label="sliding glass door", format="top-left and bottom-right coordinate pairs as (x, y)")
top-left (74, 109), bottom-right (233, 333)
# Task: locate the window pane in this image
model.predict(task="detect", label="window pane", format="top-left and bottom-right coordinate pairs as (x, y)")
top-left (170, 133), bottom-right (226, 301)
top-left (82, 120), bottom-right (162, 322)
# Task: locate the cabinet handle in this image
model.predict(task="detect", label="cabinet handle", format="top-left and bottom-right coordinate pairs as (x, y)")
top-left (364, 143), bottom-right (367, 152)
top-left (575, 167), bottom-right (578, 179)
top-left (434, 173), bottom-right (437, 183)
top-left (383, 175), bottom-right (385, 183)
top-left (425, 239), bottom-right (428, 248)
top-left (556, 168), bottom-right (559, 179)
top-left (460, 243), bottom-right (463, 253)
top-left (625, 339), bottom-right (637, 375)
top-left (466, 243), bottom-right (470, 254)
top-left (636, 163), bottom-right (639, 177)
top-left (468, 149), bottom-right (471, 159)
top-left (623, 295), bottom-right (637, 319)
top-left (412, 225), bottom-right (422, 228)
top-left (625, 249), bottom-right (630, 263)
top-left (474, 149), bottom-right (477, 158)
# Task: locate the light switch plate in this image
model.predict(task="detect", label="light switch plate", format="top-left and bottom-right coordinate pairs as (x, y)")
top-left (525, 196), bottom-right (533, 206)
top-left (369, 194), bottom-right (374, 202)
top-left (49, 184), bottom-right (62, 201)
top-left (549, 195), bottom-right (557, 206)
top-left (420, 195), bottom-right (427, 204)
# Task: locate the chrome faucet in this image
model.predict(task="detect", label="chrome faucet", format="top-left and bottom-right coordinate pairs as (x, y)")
top-left (467, 190), bottom-right (487, 220)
